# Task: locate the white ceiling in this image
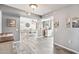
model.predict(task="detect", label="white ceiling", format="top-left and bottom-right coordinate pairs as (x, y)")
top-left (6, 4), bottom-right (69, 16)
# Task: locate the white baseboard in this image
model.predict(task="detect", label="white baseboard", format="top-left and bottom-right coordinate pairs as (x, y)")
top-left (54, 43), bottom-right (79, 54)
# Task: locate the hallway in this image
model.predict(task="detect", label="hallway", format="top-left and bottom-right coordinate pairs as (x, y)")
top-left (0, 4), bottom-right (79, 54)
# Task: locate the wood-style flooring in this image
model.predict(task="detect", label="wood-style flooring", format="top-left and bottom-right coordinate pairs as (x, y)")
top-left (54, 45), bottom-right (76, 54)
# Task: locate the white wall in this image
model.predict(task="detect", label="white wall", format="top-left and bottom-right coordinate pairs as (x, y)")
top-left (43, 5), bottom-right (79, 53)
top-left (54, 5), bottom-right (79, 53)
top-left (0, 10), bottom-right (2, 33)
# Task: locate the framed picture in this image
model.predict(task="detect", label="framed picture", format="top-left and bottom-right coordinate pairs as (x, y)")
top-left (72, 17), bottom-right (79, 28)
top-left (7, 19), bottom-right (16, 27)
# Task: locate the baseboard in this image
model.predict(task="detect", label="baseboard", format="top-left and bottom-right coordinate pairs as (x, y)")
top-left (54, 43), bottom-right (79, 54)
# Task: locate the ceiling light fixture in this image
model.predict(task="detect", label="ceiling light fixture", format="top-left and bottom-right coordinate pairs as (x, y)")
top-left (29, 4), bottom-right (38, 9)
top-left (27, 4), bottom-right (38, 16)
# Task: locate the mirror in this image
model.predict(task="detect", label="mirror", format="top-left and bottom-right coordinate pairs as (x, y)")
top-left (25, 23), bottom-right (30, 28)
top-left (43, 20), bottom-right (52, 30)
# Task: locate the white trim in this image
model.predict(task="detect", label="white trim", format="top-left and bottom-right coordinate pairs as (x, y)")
top-left (54, 43), bottom-right (79, 54)
top-left (0, 10), bottom-right (2, 33)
